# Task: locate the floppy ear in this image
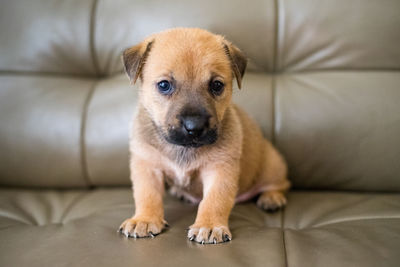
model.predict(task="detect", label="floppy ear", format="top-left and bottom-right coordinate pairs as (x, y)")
top-left (223, 42), bottom-right (247, 89)
top-left (122, 40), bottom-right (154, 84)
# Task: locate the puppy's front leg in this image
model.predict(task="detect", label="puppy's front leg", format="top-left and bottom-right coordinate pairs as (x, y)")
top-left (188, 164), bottom-right (239, 244)
top-left (119, 157), bottom-right (167, 238)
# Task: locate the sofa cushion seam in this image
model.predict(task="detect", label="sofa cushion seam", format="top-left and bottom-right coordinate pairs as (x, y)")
top-left (89, 0), bottom-right (100, 76)
top-left (282, 209), bottom-right (289, 267)
top-left (271, 75), bottom-right (276, 144)
top-left (272, 0), bottom-right (279, 72)
top-left (80, 81), bottom-right (98, 187)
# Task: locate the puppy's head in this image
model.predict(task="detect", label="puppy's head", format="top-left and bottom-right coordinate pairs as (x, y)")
top-left (123, 28), bottom-right (247, 147)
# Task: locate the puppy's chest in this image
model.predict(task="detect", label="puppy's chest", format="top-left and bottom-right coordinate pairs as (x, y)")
top-left (164, 167), bottom-right (201, 189)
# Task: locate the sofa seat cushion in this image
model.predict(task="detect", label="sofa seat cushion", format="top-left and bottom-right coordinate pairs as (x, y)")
top-left (0, 188), bottom-right (399, 267)
top-left (283, 191), bottom-right (400, 267)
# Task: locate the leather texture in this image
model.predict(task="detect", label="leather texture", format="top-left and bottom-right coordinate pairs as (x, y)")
top-left (85, 74), bottom-right (136, 186)
top-left (0, 0), bottom-right (96, 75)
top-left (2, 71), bottom-right (399, 191)
top-left (0, 73), bottom-right (275, 187)
top-left (0, 75), bottom-right (94, 187)
top-left (275, 71), bottom-right (400, 191)
top-left (1, 0), bottom-right (400, 266)
top-left (0, 188), bottom-right (399, 267)
top-left (275, 0), bottom-right (400, 71)
top-left (94, 0), bottom-right (276, 74)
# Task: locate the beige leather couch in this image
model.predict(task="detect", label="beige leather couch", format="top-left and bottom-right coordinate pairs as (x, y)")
top-left (1, 0), bottom-right (400, 266)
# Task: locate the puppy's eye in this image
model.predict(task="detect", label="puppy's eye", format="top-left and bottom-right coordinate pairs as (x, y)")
top-left (210, 80), bottom-right (224, 96)
top-left (157, 80), bottom-right (173, 95)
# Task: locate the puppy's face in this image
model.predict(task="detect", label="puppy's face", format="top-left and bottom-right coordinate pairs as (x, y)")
top-left (123, 28), bottom-right (246, 147)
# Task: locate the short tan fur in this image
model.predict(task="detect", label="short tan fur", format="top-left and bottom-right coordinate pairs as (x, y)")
top-left (119, 28), bottom-right (290, 244)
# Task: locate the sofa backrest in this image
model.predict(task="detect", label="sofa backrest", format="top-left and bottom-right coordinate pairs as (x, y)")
top-left (2, 0), bottom-right (400, 75)
top-left (1, 0), bottom-right (400, 191)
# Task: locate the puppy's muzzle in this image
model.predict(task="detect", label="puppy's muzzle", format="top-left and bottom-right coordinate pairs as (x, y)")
top-left (166, 112), bottom-right (217, 148)
top-left (181, 114), bottom-right (210, 138)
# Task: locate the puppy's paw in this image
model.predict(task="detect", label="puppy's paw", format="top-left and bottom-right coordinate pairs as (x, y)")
top-left (187, 224), bottom-right (231, 244)
top-left (257, 191), bottom-right (287, 212)
top-left (118, 217), bottom-right (168, 238)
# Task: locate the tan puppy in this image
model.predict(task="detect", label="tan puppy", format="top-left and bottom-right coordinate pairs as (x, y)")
top-left (118, 28), bottom-right (290, 244)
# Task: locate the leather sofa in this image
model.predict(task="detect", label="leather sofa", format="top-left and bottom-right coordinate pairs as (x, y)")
top-left (1, 0), bottom-right (400, 266)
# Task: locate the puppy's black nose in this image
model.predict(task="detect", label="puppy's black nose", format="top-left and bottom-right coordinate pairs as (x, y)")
top-left (181, 115), bottom-right (209, 137)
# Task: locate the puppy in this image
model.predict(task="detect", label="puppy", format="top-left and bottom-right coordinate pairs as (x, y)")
top-left (118, 28), bottom-right (290, 244)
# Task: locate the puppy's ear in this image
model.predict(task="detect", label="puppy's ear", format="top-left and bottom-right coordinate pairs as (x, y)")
top-left (223, 42), bottom-right (247, 89)
top-left (122, 40), bottom-right (154, 84)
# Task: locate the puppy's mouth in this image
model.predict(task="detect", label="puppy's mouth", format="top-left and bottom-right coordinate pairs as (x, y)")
top-left (164, 127), bottom-right (218, 148)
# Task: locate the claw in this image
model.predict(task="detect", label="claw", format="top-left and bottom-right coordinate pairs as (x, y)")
top-left (201, 240), bottom-right (205, 245)
top-left (189, 235), bottom-right (196, 241)
top-left (213, 238), bottom-right (217, 244)
top-left (133, 233), bottom-right (138, 238)
top-left (118, 227), bottom-right (123, 233)
top-left (223, 234), bottom-right (231, 242)
top-left (149, 232), bottom-right (155, 238)
top-left (265, 206), bottom-right (279, 213)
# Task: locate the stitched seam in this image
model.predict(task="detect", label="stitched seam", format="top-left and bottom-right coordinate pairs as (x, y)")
top-left (90, 0), bottom-right (100, 76)
top-left (0, 70), bottom-right (99, 78)
top-left (271, 76), bottom-right (276, 145)
top-left (270, 0), bottom-right (280, 144)
top-left (80, 81), bottom-right (97, 187)
top-left (281, 210), bottom-right (289, 267)
top-left (1, 68), bottom-right (398, 78)
top-left (81, 0), bottom-right (100, 186)
top-left (308, 216), bottom-right (400, 229)
top-left (272, 0), bottom-right (279, 72)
